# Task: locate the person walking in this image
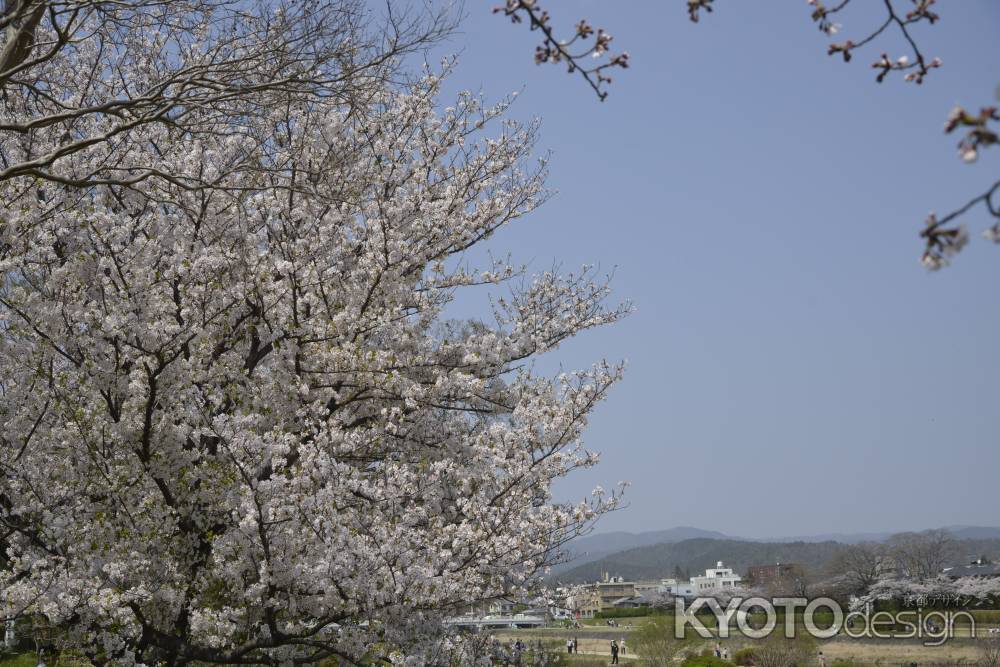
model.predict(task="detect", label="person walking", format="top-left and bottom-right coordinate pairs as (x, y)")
top-left (573, 637), bottom-right (579, 654)
top-left (566, 638), bottom-right (573, 654)
top-left (611, 639), bottom-right (619, 665)
top-left (620, 638), bottom-right (626, 656)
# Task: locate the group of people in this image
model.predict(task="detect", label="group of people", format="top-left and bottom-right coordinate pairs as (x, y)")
top-left (565, 637), bottom-right (627, 663)
top-left (486, 637), bottom-right (544, 666)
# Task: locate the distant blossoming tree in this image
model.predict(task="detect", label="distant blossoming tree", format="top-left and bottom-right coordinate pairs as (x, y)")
top-left (0, 2), bottom-right (628, 664)
top-left (829, 542), bottom-right (892, 597)
top-left (887, 529), bottom-right (956, 581)
top-left (851, 574), bottom-right (1000, 611)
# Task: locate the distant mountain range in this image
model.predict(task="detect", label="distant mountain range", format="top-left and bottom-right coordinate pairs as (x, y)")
top-left (944, 526), bottom-right (1000, 541)
top-left (549, 525), bottom-right (1000, 582)
top-left (755, 526), bottom-right (1000, 544)
top-left (567, 526), bottom-right (728, 558)
top-left (549, 526), bottom-right (728, 576)
top-left (553, 537), bottom-right (843, 583)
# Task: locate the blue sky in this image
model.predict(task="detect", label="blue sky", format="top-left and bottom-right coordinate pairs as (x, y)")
top-left (428, 1), bottom-right (1000, 537)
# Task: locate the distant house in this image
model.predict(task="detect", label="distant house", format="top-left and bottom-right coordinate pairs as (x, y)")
top-left (566, 588), bottom-right (602, 618)
top-left (610, 596), bottom-right (644, 609)
top-left (488, 600), bottom-right (516, 615)
top-left (659, 578), bottom-right (699, 598)
top-left (548, 606), bottom-right (574, 620)
top-left (611, 592), bottom-right (668, 609)
top-left (634, 580), bottom-right (663, 594)
top-left (566, 574), bottom-right (638, 614)
top-left (942, 557), bottom-right (1000, 579)
top-left (592, 575), bottom-right (637, 609)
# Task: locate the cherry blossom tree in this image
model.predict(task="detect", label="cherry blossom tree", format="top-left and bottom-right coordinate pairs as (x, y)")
top-left (829, 542), bottom-right (892, 597)
top-left (887, 529), bottom-right (956, 581)
top-left (0, 0), bottom-right (455, 189)
top-left (0, 14), bottom-right (629, 663)
top-left (704, 585), bottom-right (761, 607)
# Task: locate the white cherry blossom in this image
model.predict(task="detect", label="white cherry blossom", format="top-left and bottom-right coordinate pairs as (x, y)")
top-left (0, 64), bottom-right (627, 665)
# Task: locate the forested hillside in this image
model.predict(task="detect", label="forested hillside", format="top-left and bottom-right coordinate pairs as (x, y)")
top-left (553, 536), bottom-right (1000, 583)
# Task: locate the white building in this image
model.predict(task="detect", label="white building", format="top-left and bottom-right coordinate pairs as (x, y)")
top-left (658, 562), bottom-right (742, 598)
top-left (489, 600), bottom-right (515, 615)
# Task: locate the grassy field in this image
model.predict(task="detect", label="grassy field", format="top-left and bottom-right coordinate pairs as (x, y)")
top-left (496, 633), bottom-right (990, 665)
top-left (0, 655), bottom-right (37, 667)
top-left (2, 637), bottom-right (990, 666)
top-left (5, 612), bottom-right (997, 666)
top-left (819, 638), bottom-right (982, 665)
top-left (0, 651), bottom-right (92, 667)
top-left (495, 614), bottom-right (1000, 665)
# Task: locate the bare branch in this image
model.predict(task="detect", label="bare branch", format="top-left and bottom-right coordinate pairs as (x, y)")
top-left (492, 0), bottom-right (629, 101)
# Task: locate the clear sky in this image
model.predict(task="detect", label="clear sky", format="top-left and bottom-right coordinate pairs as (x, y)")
top-left (427, 1), bottom-right (1000, 538)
